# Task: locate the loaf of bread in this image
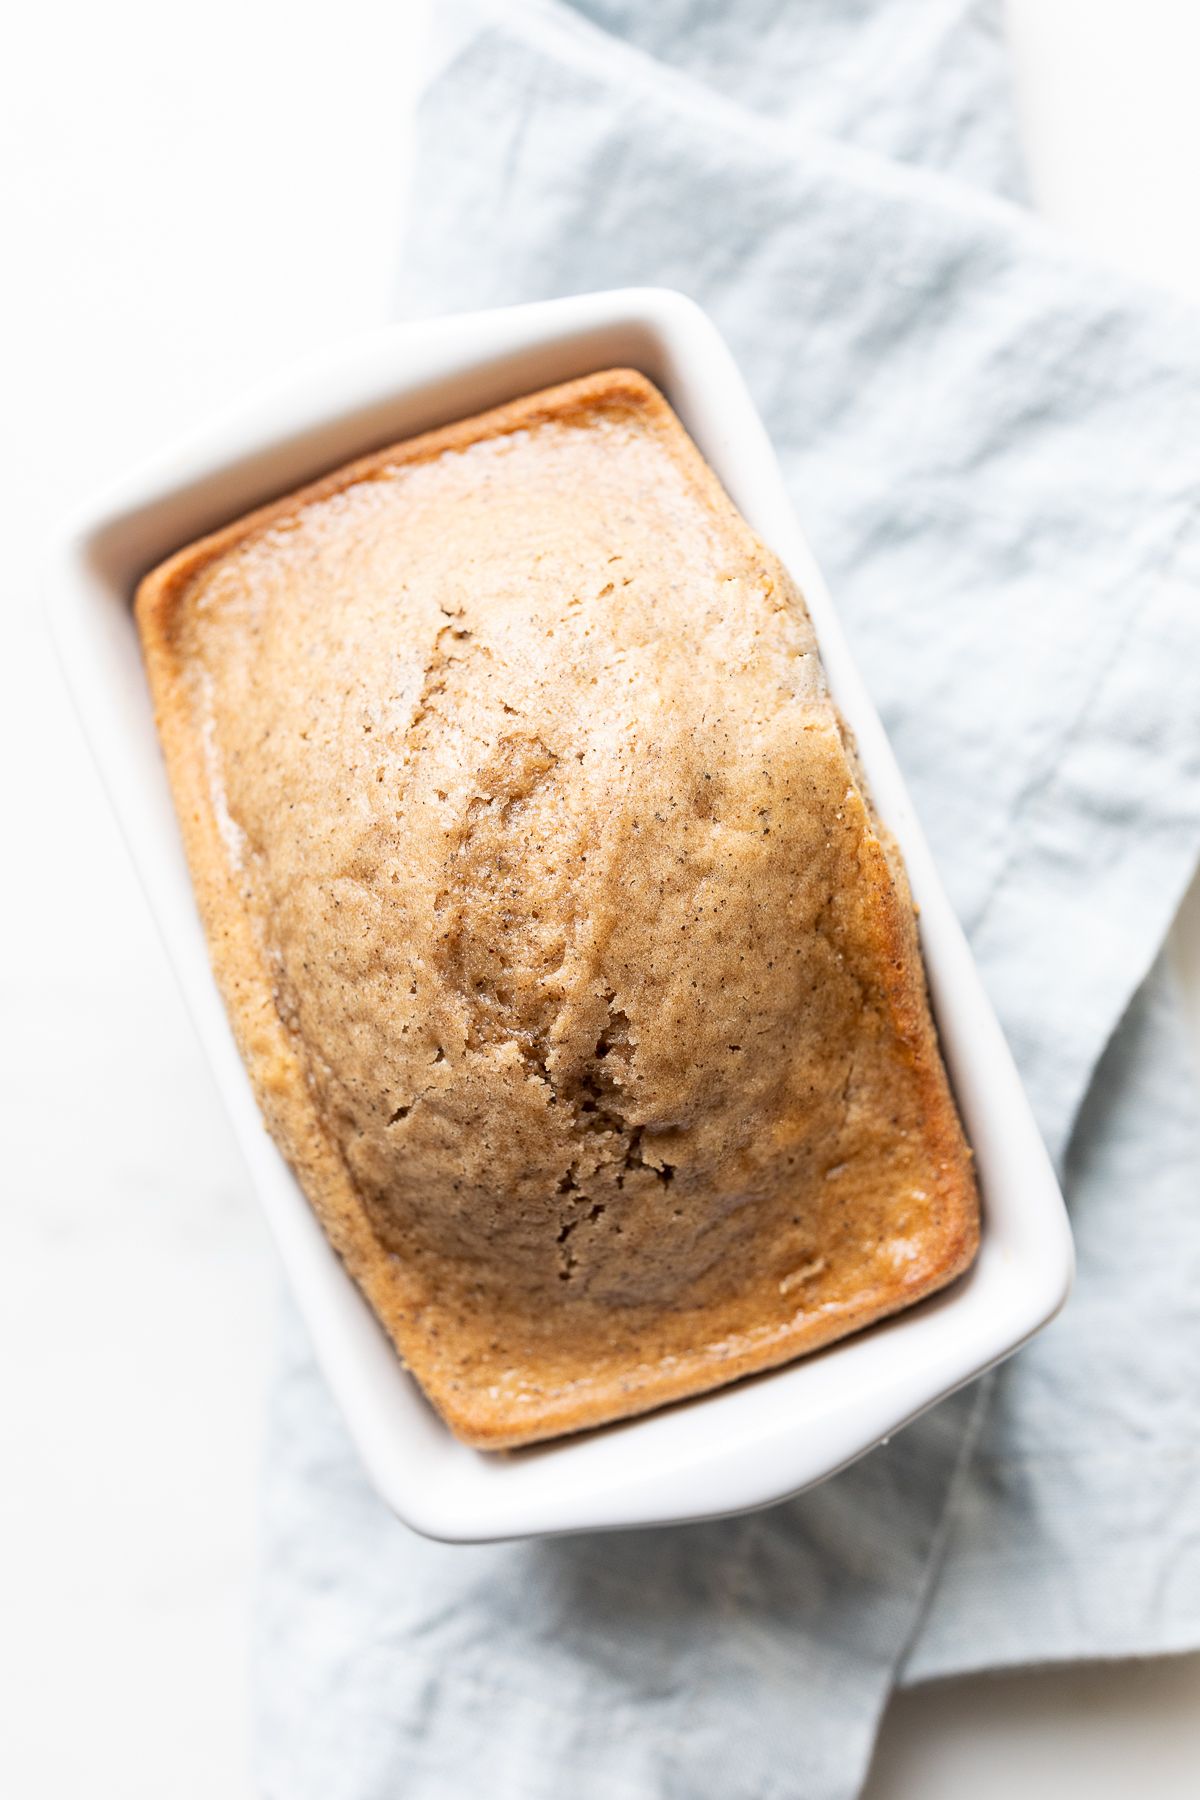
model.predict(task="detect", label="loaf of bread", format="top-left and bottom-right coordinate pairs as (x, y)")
top-left (136, 370), bottom-right (978, 1449)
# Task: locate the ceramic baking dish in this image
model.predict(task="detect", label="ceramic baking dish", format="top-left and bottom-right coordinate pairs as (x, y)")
top-left (47, 287), bottom-right (1073, 1542)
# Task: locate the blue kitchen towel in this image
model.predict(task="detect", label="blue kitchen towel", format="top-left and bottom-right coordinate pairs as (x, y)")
top-left (254, 5), bottom-right (1200, 1796)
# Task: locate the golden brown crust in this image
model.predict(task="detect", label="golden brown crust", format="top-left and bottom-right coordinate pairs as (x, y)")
top-left (137, 370), bottom-right (978, 1449)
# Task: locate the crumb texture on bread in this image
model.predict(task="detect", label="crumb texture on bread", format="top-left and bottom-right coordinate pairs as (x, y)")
top-left (136, 371), bottom-right (978, 1448)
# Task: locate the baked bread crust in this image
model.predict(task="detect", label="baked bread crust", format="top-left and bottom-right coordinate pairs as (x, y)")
top-left (136, 370), bottom-right (978, 1449)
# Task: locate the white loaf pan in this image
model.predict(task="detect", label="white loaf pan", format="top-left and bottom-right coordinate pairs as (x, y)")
top-left (47, 288), bottom-right (1073, 1542)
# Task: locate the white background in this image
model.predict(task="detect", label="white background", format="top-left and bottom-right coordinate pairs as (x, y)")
top-left (2, 2), bottom-right (1198, 1794)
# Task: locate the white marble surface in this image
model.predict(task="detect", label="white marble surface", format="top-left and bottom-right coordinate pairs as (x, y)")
top-left (2, 3), bottom-right (1197, 1794)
